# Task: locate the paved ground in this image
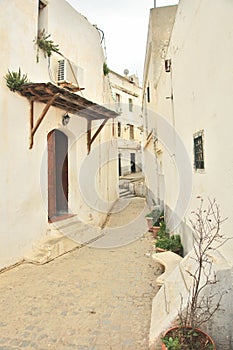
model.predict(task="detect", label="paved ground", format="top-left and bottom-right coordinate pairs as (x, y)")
top-left (0, 198), bottom-right (162, 350)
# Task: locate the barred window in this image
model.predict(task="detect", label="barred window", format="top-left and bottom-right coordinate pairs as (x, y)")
top-left (194, 133), bottom-right (204, 170)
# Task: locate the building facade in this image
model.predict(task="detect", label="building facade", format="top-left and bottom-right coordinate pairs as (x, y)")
top-left (143, 1), bottom-right (233, 348)
top-left (0, 0), bottom-right (118, 269)
top-left (109, 70), bottom-right (142, 176)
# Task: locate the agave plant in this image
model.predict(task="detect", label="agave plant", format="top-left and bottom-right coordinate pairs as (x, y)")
top-left (35, 29), bottom-right (59, 62)
top-left (4, 68), bottom-right (28, 92)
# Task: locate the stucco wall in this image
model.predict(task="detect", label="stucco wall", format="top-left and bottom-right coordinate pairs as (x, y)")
top-left (0, 0), bottom-right (117, 269)
top-left (150, 0), bottom-right (233, 258)
top-left (142, 5), bottom-right (177, 207)
top-left (143, 0), bottom-right (233, 348)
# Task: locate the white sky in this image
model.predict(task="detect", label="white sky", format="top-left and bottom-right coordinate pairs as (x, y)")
top-left (66, 0), bottom-right (179, 83)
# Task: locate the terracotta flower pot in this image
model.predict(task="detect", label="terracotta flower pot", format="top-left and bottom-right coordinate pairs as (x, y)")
top-left (146, 217), bottom-right (153, 232)
top-left (155, 247), bottom-right (167, 253)
top-left (161, 326), bottom-right (216, 350)
top-left (152, 225), bottom-right (160, 238)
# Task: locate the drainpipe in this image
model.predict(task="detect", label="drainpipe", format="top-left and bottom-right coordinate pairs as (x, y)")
top-left (154, 0), bottom-right (156, 7)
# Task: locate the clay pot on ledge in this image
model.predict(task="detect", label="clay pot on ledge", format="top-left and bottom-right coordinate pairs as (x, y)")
top-left (145, 216), bottom-right (153, 232)
top-left (151, 225), bottom-right (160, 238)
top-left (161, 326), bottom-right (216, 350)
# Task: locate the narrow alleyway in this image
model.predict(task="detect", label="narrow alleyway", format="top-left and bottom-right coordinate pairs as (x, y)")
top-left (0, 198), bottom-right (161, 350)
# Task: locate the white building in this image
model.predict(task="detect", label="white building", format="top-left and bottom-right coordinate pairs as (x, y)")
top-left (0, 0), bottom-right (118, 269)
top-left (109, 70), bottom-right (142, 176)
top-left (143, 1), bottom-right (233, 348)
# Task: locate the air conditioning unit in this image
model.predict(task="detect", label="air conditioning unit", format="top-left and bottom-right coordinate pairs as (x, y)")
top-left (57, 59), bottom-right (84, 88)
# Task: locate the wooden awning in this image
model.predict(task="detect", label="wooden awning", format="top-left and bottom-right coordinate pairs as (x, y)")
top-left (18, 82), bottom-right (118, 120)
top-left (18, 82), bottom-right (118, 149)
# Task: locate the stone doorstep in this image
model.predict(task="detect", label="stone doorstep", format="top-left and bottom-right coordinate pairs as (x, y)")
top-left (24, 217), bottom-right (102, 264)
top-left (152, 251), bottom-right (183, 286)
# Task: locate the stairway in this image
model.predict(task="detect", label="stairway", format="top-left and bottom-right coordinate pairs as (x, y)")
top-left (24, 216), bottom-right (103, 264)
top-left (119, 187), bottom-right (136, 198)
top-left (119, 173), bottom-right (146, 198)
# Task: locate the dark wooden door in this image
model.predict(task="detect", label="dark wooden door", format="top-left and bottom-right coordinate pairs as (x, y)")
top-left (47, 130), bottom-right (68, 220)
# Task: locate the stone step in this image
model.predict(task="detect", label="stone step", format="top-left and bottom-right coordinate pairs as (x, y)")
top-left (24, 217), bottom-right (103, 264)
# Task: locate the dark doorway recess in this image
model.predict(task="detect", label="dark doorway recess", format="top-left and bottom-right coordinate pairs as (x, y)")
top-left (118, 153), bottom-right (122, 176)
top-left (47, 129), bottom-right (68, 221)
top-left (130, 153), bottom-right (136, 173)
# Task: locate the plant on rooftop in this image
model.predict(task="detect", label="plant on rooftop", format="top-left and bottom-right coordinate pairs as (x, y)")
top-left (4, 68), bottom-right (28, 92)
top-left (103, 62), bottom-right (110, 76)
top-left (35, 29), bottom-right (60, 62)
top-left (161, 197), bottom-right (229, 349)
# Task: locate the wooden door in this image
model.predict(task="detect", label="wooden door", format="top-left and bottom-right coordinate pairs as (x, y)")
top-left (47, 130), bottom-right (68, 220)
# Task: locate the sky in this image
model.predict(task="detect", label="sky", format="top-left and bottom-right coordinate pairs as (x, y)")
top-left (66, 0), bottom-right (179, 84)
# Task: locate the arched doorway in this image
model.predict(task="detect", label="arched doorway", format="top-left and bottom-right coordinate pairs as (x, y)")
top-left (47, 130), bottom-right (68, 221)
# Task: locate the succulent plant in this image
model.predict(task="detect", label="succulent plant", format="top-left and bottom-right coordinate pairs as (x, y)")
top-left (4, 68), bottom-right (28, 91)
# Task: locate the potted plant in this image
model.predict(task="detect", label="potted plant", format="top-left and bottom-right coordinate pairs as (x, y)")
top-left (162, 326), bottom-right (215, 350)
top-left (154, 219), bottom-right (183, 256)
top-left (161, 198), bottom-right (228, 349)
top-left (145, 209), bottom-right (163, 234)
top-left (155, 234), bottom-right (183, 256)
top-left (145, 212), bottom-right (154, 232)
top-left (152, 213), bottom-right (164, 237)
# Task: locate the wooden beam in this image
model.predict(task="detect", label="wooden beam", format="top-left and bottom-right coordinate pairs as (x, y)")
top-left (88, 119), bottom-right (108, 155)
top-left (29, 100), bottom-right (34, 149)
top-left (31, 93), bottom-right (60, 136)
top-left (87, 119), bottom-right (92, 154)
top-left (110, 83), bottom-right (139, 97)
top-left (143, 130), bottom-right (153, 150)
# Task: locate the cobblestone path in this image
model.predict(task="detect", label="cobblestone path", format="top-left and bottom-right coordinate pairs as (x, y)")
top-left (0, 199), bottom-right (161, 350)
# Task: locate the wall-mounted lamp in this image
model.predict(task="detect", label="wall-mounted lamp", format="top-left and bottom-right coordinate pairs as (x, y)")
top-left (165, 59), bottom-right (171, 73)
top-left (62, 113), bottom-right (70, 126)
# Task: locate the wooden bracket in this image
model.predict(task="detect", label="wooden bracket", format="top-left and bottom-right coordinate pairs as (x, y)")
top-left (143, 130), bottom-right (153, 150)
top-left (87, 119), bottom-right (108, 154)
top-left (29, 93), bottom-right (60, 149)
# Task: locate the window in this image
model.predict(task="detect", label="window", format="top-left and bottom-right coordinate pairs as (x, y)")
top-left (129, 125), bottom-right (134, 140)
top-left (38, 0), bottom-right (48, 32)
top-left (118, 122), bottom-right (121, 137)
top-left (115, 93), bottom-right (122, 113)
top-left (129, 98), bottom-right (133, 112)
top-left (147, 85), bottom-right (150, 103)
top-left (194, 132), bottom-right (204, 170)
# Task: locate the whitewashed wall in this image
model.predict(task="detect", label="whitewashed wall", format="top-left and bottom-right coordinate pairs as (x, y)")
top-left (143, 1), bottom-right (233, 348)
top-left (0, 0), bottom-right (117, 269)
top-left (142, 5), bottom-right (177, 207)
